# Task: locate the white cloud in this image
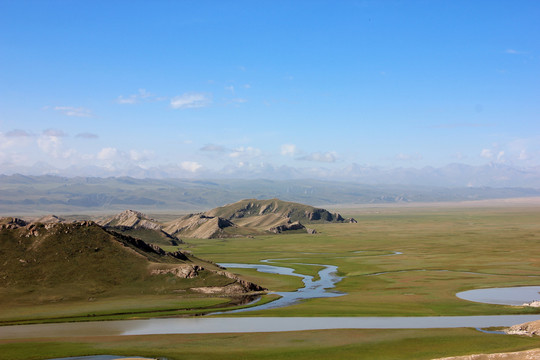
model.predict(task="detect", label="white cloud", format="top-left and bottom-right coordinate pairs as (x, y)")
top-left (519, 150), bottom-right (530, 160)
top-left (0, 131), bottom-right (32, 150)
top-left (229, 146), bottom-right (262, 159)
top-left (129, 149), bottom-right (154, 162)
top-left (298, 151), bottom-right (337, 163)
top-left (97, 147), bottom-right (119, 160)
top-left (37, 131), bottom-right (75, 159)
top-left (480, 149), bottom-right (494, 159)
top-left (116, 96), bottom-right (137, 104)
top-left (116, 89), bottom-right (155, 104)
top-left (281, 144), bottom-right (298, 156)
top-left (180, 161), bottom-right (202, 172)
top-left (53, 106), bottom-right (92, 117)
top-left (170, 93), bottom-right (211, 109)
top-left (225, 85), bottom-right (235, 93)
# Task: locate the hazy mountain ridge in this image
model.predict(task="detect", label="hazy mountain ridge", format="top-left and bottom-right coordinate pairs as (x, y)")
top-left (1, 174), bottom-right (540, 215)
top-left (2, 162), bottom-right (540, 187)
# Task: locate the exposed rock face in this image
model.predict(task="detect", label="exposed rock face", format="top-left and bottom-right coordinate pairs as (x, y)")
top-left (432, 348), bottom-right (540, 359)
top-left (99, 210), bottom-right (183, 246)
top-left (206, 198), bottom-right (349, 224)
top-left (34, 214), bottom-right (65, 224)
top-left (150, 264), bottom-right (202, 278)
top-left (306, 208), bottom-right (344, 222)
top-left (522, 300), bottom-right (540, 307)
top-left (162, 199), bottom-right (355, 239)
top-left (269, 221), bottom-right (305, 234)
top-left (104, 229), bottom-right (189, 260)
top-left (99, 209), bottom-right (162, 231)
top-left (215, 270), bottom-right (267, 292)
top-left (164, 214), bottom-right (235, 239)
top-left (192, 271), bottom-right (266, 294)
top-left (0, 217), bottom-right (27, 229)
top-left (505, 320), bottom-right (540, 336)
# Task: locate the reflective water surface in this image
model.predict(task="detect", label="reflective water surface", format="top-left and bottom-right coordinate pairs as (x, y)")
top-left (457, 286), bottom-right (540, 305)
top-left (216, 261), bottom-right (343, 313)
top-left (4, 315), bottom-right (540, 339)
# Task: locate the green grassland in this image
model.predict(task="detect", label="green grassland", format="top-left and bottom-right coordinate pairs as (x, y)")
top-left (3, 204), bottom-right (540, 359)
top-left (188, 205), bottom-right (540, 317)
top-left (2, 328), bottom-right (540, 360)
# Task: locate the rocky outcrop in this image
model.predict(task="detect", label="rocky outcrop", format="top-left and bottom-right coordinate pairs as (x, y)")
top-left (505, 320), bottom-right (540, 336)
top-left (215, 270), bottom-right (267, 292)
top-left (306, 208), bottom-right (344, 222)
top-left (34, 214), bottom-right (65, 224)
top-left (522, 300), bottom-right (540, 307)
top-left (99, 209), bottom-right (162, 231)
top-left (269, 221), bottom-right (305, 234)
top-left (432, 348), bottom-right (540, 360)
top-left (105, 229), bottom-right (189, 260)
top-left (150, 264), bottom-right (202, 278)
top-left (0, 217), bottom-right (27, 229)
top-left (164, 214), bottom-right (235, 239)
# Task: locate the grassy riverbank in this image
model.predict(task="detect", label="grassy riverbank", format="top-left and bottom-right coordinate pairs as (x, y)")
top-left (2, 328), bottom-right (540, 360)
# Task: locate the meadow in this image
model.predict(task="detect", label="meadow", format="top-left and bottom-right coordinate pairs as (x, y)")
top-left (2, 202), bottom-right (540, 359)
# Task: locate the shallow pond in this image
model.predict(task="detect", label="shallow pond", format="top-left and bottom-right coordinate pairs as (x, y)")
top-left (456, 286), bottom-right (540, 305)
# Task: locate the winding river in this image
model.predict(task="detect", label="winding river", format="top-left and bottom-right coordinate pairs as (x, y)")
top-left (215, 260), bottom-right (343, 313)
top-left (2, 256), bottom-right (540, 339)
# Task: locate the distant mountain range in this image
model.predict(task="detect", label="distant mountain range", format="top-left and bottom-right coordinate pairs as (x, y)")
top-left (2, 162), bottom-right (540, 188)
top-left (1, 173), bottom-right (540, 215)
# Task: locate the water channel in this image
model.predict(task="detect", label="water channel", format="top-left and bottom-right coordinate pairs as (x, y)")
top-left (2, 257), bottom-right (540, 340)
top-left (215, 260), bottom-right (343, 313)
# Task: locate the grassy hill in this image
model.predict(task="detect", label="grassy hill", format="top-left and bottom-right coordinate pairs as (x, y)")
top-left (0, 217), bottom-right (264, 323)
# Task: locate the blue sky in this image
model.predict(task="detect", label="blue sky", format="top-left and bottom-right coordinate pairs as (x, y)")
top-left (1, 0), bottom-right (539, 178)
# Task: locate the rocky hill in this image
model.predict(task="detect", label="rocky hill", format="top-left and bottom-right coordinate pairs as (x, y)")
top-left (98, 209), bottom-right (182, 246)
top-left (206, 198), bottom-right (352, 223)
top-left (98, 209), bottom-right (162, 230)
top-left (165, 198), bottom-right (356, 239)
top-left (0, 218), bottom-right (264, 306)
top-left (163, 214), bottom-right (238, 239)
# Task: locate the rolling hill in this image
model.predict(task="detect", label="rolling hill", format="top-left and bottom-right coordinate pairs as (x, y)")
top-left (164, 198), bottom-right (356, 239)
top-left (0, 217), bottom-right (264, 308)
